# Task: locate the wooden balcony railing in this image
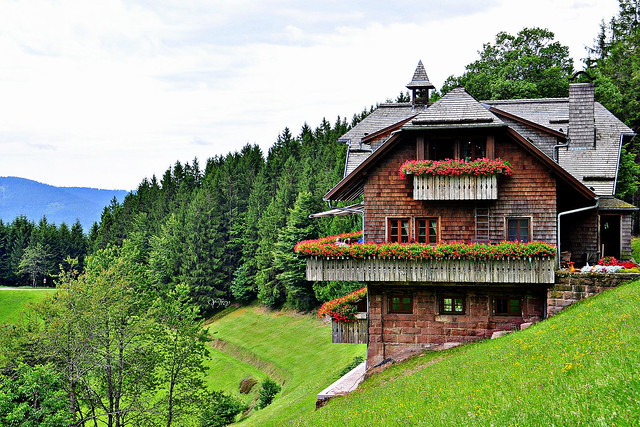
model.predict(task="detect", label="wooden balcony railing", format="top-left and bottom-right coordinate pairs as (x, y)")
top-left (307, 256), bottom-right (556, 284)
top-left (332, 315), bottom-right (367, 344)
top-left (413, 174), bottom-right (497, 200)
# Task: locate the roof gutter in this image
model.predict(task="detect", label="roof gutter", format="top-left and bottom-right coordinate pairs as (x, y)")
top-left (557, 198), bottom-right (599, 268)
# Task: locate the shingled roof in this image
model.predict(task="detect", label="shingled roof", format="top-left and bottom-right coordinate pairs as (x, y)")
top-left (407, 87), bottom-right (504, 128)
top-left (485, 98), bottom-right (634, 195)
top-left (333, 83), bottom-right (634, 198)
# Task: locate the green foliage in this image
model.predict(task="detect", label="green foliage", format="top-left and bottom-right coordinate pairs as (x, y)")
top-left (257, 378), bottom-right (281, 409)
top-left (313, 281), bottom-right (363, 303)
top-left (442, 27), bottom-right (574, 100)
top-left (199, 390), bottom-right (248, 427)
top-left (615, 143), bottom-right (640, 200)
top-left (0, 363), bottom-right (72, 427)
top-left (0, 216), bottom-right (87, 286)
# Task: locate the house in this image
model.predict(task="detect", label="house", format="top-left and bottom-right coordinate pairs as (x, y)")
top-left (300, 61), bottom-right (636, 368)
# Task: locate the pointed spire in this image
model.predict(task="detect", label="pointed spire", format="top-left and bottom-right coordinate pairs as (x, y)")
top-left (406, 60), bottom-right (435, 106)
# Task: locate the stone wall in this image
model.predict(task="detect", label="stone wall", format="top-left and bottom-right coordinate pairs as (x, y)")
top-left (367, 283), bottom-right (546, 367)
top-left (547, 272), bottom-right (640, 316)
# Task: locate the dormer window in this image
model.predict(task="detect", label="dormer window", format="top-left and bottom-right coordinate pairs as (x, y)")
top-left (427, 138), bottom-right (488, 161)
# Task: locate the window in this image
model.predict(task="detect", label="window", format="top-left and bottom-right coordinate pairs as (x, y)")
top-left (462, 139), bottom-right (487, 161)
top-left (507, 218), bottom-right (530, 242)
top-left (388, 218), bottom-right (410, 243)
top-left (440, 295), bottom-right (465, 314)
top-left (389, 295), bottom-right (413, 314)
top-left (494, 297), bottom-right (522, 316)
top-left (429, 140), bottom-right (455, 160)
top-left (416, 218), bottom-right (439, 244)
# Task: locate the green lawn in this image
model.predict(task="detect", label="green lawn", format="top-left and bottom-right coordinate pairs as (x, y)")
top-left (0, 290), bottom-right (52, 324)
top-left (204, 305), bottom-right (366, 425)
top-left (295, 280), bottom-right (640, 426)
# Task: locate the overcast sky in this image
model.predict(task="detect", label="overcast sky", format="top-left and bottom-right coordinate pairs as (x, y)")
top-left (0, 0), bottom-right (620, 190)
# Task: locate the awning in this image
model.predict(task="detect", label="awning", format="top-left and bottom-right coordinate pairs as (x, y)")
top-left (309, 202), bottom-right (364, 218)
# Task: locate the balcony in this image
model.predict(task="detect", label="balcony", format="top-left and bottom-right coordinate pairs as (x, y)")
top-left (413, 174), bottom-right (497, 200)
top-left (306, 256), bottom-right (556, 284)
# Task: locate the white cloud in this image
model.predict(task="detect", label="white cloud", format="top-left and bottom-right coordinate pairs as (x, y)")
top-left (0, 0), bottom-right (622, 189)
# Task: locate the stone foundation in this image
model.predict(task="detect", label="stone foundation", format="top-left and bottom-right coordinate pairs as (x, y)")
top-left (367, 284), bottom-right (546, 367)
top-left (547, 272), bottom-right (640, 316)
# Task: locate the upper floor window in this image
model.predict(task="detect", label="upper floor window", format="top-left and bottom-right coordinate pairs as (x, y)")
top-left (388, 218), bottom-right (410, 243)
top-left (427, 138), bottom-right (487, 161)
top-left (507, 218), bottom-right (530, 242)
top-left (462, 139), bottom-right (487, 161)
top-left (416, 218), bottom-right (439, 244)
top-left (429, 140), bottom-right (455, 160)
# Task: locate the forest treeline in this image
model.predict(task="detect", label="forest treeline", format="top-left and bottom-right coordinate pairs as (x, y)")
top-left (87, 114), bottom-right (376, 313)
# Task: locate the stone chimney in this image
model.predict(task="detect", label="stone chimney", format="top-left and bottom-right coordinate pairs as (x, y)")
top-left (568, 74), bottom-right (595, 148)
top-left (406, 60), bottom-right (435, 108)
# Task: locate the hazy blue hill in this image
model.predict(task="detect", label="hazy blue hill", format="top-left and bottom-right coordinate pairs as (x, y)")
top-left (0, 176), bottom-right (128, 231)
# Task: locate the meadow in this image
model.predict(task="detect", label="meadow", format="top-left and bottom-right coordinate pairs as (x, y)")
top-left (294, 279), bottom-right (640, 426)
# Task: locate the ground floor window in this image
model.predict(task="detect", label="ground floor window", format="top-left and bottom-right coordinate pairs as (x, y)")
top-left (439, 295), bottom-right (465, 314)
top-left (389, 295), bottom-right (413, 313)
top-left (493, 297), bottom-right (522, 316)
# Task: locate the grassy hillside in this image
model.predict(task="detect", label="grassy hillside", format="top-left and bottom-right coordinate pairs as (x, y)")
top-left (204, 305), bottom-right (366, 425)
top-left (295, 280), bottom-right (640, 426)
top-left (0, 289), bottom-right (52, 324)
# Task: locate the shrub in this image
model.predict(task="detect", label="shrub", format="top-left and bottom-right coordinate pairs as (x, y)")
top-left (257, 378), bottom-right (281, 409)
top-left (200, 390), bottom-right (247, 427)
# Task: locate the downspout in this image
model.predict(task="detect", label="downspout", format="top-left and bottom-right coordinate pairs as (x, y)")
top-left (553, 135), bottom-right (570, 162)
top-left (556, 198), bottom-right (599, 268)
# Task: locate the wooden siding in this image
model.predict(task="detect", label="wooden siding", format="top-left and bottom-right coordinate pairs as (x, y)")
top-left (306, 257), bottom-right (556, 284)
top-left (413, 174), bottom-right (498, 200)
top-left (363, 131), bottom-right (557, 245)
top-left (332, 318), bottom-right (368, 344)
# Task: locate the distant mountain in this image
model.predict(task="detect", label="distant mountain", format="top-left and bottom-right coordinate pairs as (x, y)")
top-left (0, 177), bottom-right (128, 231)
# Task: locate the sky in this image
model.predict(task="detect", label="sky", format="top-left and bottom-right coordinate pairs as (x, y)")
top-left (0, 0), bottom-right (621, 190)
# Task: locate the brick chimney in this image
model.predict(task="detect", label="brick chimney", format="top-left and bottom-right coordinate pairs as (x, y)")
top-left (568, 75), bottom-right (595, 148)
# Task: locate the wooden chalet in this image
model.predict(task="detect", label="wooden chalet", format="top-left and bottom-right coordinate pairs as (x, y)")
top-left (306, 61), bottom-right (637, 368)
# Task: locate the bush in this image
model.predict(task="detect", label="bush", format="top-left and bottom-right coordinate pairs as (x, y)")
top-left (200, 390), bottom-right (247, 427)
top-left (257, 378), bottom-right (281, 409)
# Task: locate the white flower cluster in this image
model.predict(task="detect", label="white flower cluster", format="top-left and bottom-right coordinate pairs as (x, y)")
top-left (580, 264), bottom-right (623, 273)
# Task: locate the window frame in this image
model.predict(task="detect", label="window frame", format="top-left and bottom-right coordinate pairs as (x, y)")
top-left (506, 217), bottom-right (531, 243)
top-left (439, 294), bottom-right (466, 315)
top-left (388, 294), bottom-right (413, 314)
top-left (493, 296), bottom-right (522, 316)
top-left (416, 217), bottom-right (439, 244)
top-left (387, 217), bottom-right (411, 243)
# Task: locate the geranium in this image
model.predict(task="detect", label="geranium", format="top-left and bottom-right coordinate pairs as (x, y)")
top-left (597, 256), bottom-right (618, 266)
top-left (317, 287), bottom-right (367, 324)
top-left (399, 158), bottom-right (513, 179)
top-left (295, 237), bottom-right (556, 261)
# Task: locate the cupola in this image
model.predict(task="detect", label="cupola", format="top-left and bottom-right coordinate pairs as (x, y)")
top-left (406, 60), bottom-right (436, 107)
